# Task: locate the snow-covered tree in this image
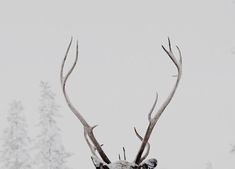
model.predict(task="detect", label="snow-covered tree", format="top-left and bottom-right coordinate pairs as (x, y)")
top-left (0, 100), bottom-right (32, 169)
top-left (34, 81), bottom-right (70, 169)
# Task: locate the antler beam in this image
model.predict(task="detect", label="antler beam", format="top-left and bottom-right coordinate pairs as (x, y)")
top-left (60, 38), bottom-right (111, 164)
top-left (134, 38), bottom-right (182, 164)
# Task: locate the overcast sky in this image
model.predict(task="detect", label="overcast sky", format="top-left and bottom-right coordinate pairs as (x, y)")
top-left (0, 0), bottom-right (235, 169)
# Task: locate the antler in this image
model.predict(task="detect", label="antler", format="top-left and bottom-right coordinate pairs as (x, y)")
top-left (134, 127), bottom-right (150, 164)
top-left (134, 38), bottom-right (182, 164)
top-left (60, 38), bottom-right (111, 164)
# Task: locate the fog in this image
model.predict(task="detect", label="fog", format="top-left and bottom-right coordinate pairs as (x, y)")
top-left (0, 1), bottom-right (235, 169)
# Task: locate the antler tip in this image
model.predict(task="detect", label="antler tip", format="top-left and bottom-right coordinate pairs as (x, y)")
top-left (91, 125), bottom-right (98, 130)
top-left (134, 127), bottom-right (139, 135)
top-left (168, 37), bottom-right (172, 51)
top-left (161, 44), bottom-right (166, 50)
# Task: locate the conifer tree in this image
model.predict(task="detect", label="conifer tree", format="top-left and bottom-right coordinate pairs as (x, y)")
top-left (0, 101), bottom-right (32, 169)
top-left (34, 81), bottom-right (70, 169)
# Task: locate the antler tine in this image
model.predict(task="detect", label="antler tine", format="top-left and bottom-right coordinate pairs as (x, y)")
top-left (148, 92), bottom-right (158, 122)
top-left (61, 39), bottom-right (111, 164)
top-left (60, 37), bottom-right (73, 85)
top-left (134, 127), bottom-right (150, 164)
top-left (123, 147), bottom-right (126, 160)
top-left (84, 129), bottom-right (97, 156)
top-left (134, 38), bottom-right (182, 164)
top-left (84, 129), bottom-right (104, 155)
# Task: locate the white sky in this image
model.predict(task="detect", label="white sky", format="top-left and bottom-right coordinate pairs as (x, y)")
top-left (0, 0), bottom-right (235, 169)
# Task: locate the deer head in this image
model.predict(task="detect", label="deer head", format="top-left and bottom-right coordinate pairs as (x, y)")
top-left (60, 38), bottom-right (182, 169)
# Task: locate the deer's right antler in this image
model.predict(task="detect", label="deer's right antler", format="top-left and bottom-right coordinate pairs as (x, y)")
top-left (60, 38), bottom-right (111, 164)
top-left (134, 38), bottom-right (182, 165)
